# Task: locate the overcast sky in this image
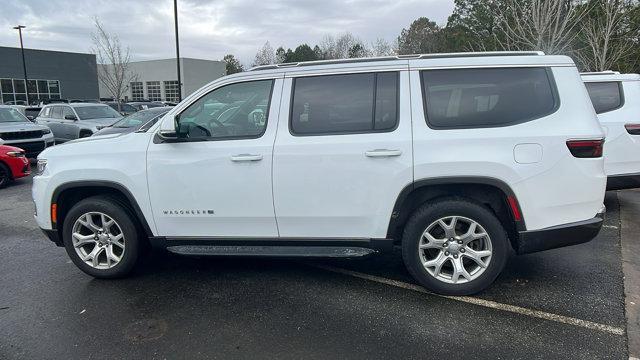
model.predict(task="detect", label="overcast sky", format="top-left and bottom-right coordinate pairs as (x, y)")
top-left (0, 0), bottom-right (454, 66)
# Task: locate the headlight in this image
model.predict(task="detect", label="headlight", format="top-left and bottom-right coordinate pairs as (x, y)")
top-left (42, 128), bottom-right (51, 135)
top-left (35, 159), bottom-right (47, 175)
top-left (6, 151), bottom-right (25, 158)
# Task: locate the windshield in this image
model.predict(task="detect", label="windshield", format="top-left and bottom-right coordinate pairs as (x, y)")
top-left (112, 109), bottom-right (166, 128)
top-left (74, 105), bottom-right (122, 120)
top-left (0, 108), bottom-right (30, 123)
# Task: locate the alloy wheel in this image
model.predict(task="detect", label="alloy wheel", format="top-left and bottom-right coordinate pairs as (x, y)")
top-left (418, 216), bottom-right (492, 284)
top-left (71, 212), bottom-right (125, 269)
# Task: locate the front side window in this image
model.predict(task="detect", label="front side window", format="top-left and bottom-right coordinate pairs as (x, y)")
top-left (51, 106), bottom-right (63, 119)
top-left (74, 105), bottom-right (121, 120)
top-left (585, 82), bottom-right (623, 114)
top-left (290, 72), bottom-right (399, 135)
top-left (176, 79), bottom-right (273, 140)
top-left (62, 106), bottom-right (75, 119)
top-left (0, 108), bottom-right (30, 123)
top-left (421, 67), bottom-right (557, 129)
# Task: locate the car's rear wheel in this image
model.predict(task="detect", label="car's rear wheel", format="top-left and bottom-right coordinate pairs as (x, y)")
top-left (63, 196), bottom-right (140, 278)
top-left (0, 163), bottom-right (12, 188)
top-left (401, 198), bottom-right (509, 295)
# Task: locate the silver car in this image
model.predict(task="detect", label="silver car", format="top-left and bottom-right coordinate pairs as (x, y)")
top-left (0, 105), bottom-right (55, 158)
top-left (35, 103), bottom-right (122, 142)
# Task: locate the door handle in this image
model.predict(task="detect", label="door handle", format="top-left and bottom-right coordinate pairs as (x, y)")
top-left (365, 149), bottom-right (402, 158)
top-left (230, 154), bottom-right (263, 162)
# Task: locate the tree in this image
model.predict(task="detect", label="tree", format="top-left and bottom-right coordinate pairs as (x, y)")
top-left (348, 43), bottom-right (370, 58)
top-left (494, 0), bottom-right (590, 54)
top-left (289, 44), bottom-right (319, 62)
top-left (397, 17), bottom-right (443, 54)
top-left (447, 0), bottom-right (506, 51)
top-left (371, 38), bottom-right (395, 56)
top-left (275, 47), bottom-right (287, 64)
top-left (319, 32), bottom-right (367, 59)
top-left (253, 41), bottom-right (276, 66)
top-left (576, 0), bottom-right (637, 71)
top-left (91, 18), bottom-right (137, 110)
top-left (223, 54), bottom-right (244, 74)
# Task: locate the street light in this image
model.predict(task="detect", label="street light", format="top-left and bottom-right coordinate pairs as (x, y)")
top-left (13, 25), bottom-right (29, 105)
top-left (173, 0), bottom-right (182, 102)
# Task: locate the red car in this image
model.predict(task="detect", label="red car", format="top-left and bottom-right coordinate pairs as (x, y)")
top-left (0, 145), bottom-right (31, 188)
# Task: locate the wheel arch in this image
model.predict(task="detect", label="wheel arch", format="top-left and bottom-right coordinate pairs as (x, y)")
top-left (51, 181), bottom-right (153, 239)
top-left (387, 177), bottom-right (525, 248)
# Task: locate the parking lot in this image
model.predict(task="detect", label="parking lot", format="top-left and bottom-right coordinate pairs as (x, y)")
top-left (0, 175), bottom-right (637, 359)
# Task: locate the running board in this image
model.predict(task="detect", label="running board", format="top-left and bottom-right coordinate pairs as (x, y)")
top-left (166, 245), bottom-right (377, 258)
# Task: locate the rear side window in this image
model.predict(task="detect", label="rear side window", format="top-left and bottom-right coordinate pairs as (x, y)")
top-left (290, 72), bottom-right (398, 135)
top-left (421, 67), bottom-right (557, 129)
top-left (585, 82), bottom-right (623, 114)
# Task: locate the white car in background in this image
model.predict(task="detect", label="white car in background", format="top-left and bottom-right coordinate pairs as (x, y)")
top-left (0, 105), bottom-right (54, 159)
top-left (583, 71), bottom-right (640, 190)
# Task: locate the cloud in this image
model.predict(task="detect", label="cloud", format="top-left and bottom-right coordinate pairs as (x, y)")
top-left (0, 0), bottom-right (454, 66)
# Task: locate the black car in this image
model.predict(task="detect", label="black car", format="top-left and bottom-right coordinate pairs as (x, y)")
top-left (104, 102), bottom-right (138, 116)
top-left (93, 107), bottom-right (170, 136)
top-left (128, 101), bottom-right (166, 111)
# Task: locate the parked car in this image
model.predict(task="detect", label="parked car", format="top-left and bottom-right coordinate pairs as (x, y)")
top-left (104, 102), bottom-right (137, 116)
top-left (93, 107), bottom-right (171, 136)
top-left (0, 105), bottom-right (55, 158)
top-left (35, 103), bottom-right (122, 142)
top-left (127, 101), bottom-right (166, 111)
top-left (582, 71), bottom-right (640, 190)
top-left (33, 52), bottom-right (606, 295)
top-left (0, 145), bottom-right (30, 188)
top-left (9, 105), bottom-right (43, 121)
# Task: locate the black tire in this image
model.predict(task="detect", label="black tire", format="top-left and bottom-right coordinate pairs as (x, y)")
top-left (62, 196), bottom-right (140, 278)
top-left (0, 162), bottom-right (12, 188)
top-left (401, 198), bottom-right (509, 295)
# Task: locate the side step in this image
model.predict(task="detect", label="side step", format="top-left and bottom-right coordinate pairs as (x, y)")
top-left (166, 245), bottom-right (377, 258)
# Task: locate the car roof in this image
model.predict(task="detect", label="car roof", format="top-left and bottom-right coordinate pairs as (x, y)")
top-left (581, 71), bottom-right (640, 82)
top-left (68, 103), bottom-right (111, 108)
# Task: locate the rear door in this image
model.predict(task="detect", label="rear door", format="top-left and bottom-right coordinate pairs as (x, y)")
top-left (47, 106), bottom-right (65, 141)
top-left (272, 67), bottom-right (413, 239)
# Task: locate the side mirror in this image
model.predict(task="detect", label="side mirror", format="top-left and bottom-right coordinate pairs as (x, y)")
top-left (64, 114), bottom-right (77, 121)
top-left (157, 114), bottom-right (180, 141)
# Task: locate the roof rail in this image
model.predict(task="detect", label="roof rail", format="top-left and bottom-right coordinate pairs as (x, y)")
top-left (249, 51), bottom-right (546, 71)
top-left (580, 70), bottom-right (620, 75)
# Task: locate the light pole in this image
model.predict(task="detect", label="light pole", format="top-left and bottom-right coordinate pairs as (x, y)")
top-left (173, 0), bottom-right (182, 102)
top-left (13, 25), bottom-right (29, 105)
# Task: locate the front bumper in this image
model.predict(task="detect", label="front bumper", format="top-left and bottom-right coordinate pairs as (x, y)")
top-left (41, 228), bottom-right (63, 247)
top-left (515, 206), bottom-right (605, 255)
top-left (606, 173), bottom-right (640, 191)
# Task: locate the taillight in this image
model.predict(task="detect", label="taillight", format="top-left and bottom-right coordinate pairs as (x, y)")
top-left (625, 124), bottom-right (640, 135)
top-left (566, 139), bottom-right (604, 158)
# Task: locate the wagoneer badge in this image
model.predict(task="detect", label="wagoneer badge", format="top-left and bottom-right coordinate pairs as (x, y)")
top-left (163, 209), bottom-right (215, 216)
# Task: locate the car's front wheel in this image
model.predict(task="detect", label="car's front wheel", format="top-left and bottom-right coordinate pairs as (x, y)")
top-left (401, 198), bottom-right (509, 295)
top-left (63, 196), bottom-right (140, 278)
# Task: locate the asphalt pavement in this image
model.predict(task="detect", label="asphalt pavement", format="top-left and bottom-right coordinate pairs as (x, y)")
top-left (0, 175), bottom-right (634, 359)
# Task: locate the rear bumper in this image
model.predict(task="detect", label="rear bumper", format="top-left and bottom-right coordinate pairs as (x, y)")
top-left (515, 206), bottom-right (605, 255)
top-left (607, 173), bottom-right (640, 190)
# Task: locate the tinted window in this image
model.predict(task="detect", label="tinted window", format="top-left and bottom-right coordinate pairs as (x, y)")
top-left (421, 68), bottom-right (557, 128)
top-left (585, 82), bottom-right (623, 114)
top-left (74, 105), bottom-right (121, 120)
top-left (177, 80), bottom-right (273, 140)
top-left (51, 106), bottom-right (63, 119)
top-left (290, 72), bottom-right (398, 135)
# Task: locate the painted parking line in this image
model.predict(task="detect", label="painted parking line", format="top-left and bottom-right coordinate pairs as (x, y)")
top-left (312, 264), bottom-right (625, 336)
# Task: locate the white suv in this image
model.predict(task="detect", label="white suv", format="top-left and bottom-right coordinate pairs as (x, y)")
top-left (582, 71), bottom-right (640, 189)
top-left (33, 52), bottom-right (606, 295)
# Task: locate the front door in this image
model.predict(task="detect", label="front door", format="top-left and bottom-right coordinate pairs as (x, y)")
top-left (147, 77), bottom-right (282, 238)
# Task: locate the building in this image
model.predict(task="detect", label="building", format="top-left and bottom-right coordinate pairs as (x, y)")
top-left (98, 58), bottom-right (226, 102)
top-left (0, 46), bottom-right (100, 104)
